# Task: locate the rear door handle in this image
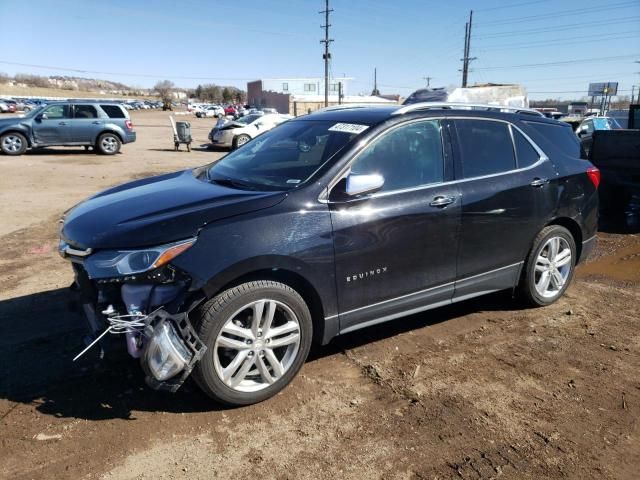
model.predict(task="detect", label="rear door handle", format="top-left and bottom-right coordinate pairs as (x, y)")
top-left (429, 195), bottom-right (455, 208)
top-left (530, 178), bottom-right (549, 187)
top-left (91, 121), bottom-right (102, 124)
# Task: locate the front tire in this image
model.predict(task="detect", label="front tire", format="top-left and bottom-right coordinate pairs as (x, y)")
top-left (1, 132), bottom-right (28, 155)
top-left (96, 133), bottom-right (121, 155)
top-left (518, 225), bottom-right (576, 306)
top-left (192, 281), bottom-right (312, 406)
top-left (232, 134), bottom-right (251, 150)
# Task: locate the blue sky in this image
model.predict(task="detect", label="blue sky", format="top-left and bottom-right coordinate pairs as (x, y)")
top-left (1, 0), bottom-right (638, 100)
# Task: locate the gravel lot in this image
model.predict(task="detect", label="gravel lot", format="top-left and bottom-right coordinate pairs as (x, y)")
top-left (1, 110), bottom-right (639, 480)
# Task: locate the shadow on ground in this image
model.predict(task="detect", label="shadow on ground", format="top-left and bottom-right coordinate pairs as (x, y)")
top-left (0, 283), bottom-right (521, 421)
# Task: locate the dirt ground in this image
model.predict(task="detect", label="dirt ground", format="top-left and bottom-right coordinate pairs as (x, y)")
top-left (1, 110), bottom-right (639, 480)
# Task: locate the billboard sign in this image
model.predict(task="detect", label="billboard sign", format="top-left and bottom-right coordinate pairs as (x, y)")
top-left (588, 82), bottom-right (618, 96)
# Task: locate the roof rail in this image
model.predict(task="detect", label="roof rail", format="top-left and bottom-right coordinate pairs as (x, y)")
top-left (315, 103), bottom-right (377, 113)
top-left (392, 102), bottom-right (545, 117)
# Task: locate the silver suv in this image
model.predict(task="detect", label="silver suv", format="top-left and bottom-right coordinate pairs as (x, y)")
top-left (0, 101), bottom-right (136, 155)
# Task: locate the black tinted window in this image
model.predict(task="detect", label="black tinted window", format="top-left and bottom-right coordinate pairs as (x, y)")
top-left (523, 121), bottom-right (581, 158)
top-left (351, 120), bottom-right (444, 191)
top-left (74, 105), bottom-right (98, 119)
top-left (100, 105), bottom-right (126, 118)
top-left (455, 120), bottom-right (515, 178)
top-left (513, 128), bottom-right (540, 168)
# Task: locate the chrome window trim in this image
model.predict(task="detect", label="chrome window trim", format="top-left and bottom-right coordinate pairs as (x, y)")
top-left (319, 116), bottom-right (550, 203)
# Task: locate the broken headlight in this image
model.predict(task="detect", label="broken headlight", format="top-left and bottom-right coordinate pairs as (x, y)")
top-left (83, 238), bottom-right (196, 279)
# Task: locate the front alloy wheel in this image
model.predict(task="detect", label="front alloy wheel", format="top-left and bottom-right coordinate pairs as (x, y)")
top-left (214, 299), bottom-right (301, 392)
top-left (1, 132), bottom-right (28, 155)
top-left (192, 281), bottom-right (312, 406)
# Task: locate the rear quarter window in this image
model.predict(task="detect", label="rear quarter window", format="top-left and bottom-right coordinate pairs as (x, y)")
top-left (522, 121), bottom-right (583, 159)
top-left (100, 105), bottom-right (126, 119)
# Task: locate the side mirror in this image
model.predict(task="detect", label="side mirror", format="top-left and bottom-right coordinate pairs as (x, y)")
top-left (345, 173), bottom-right (385, 197)
top-left (36, 113), bottom-right (46, 121)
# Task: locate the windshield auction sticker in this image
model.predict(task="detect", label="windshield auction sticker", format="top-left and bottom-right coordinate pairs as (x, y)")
top-left (328, 123), bottom-right (369, 134)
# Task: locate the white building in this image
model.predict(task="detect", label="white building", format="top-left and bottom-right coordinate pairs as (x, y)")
top-left (247, 76), bottom-right (397, 115)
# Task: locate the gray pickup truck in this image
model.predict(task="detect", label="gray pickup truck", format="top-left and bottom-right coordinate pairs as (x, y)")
top-left (0, 100), bottom-right (136, 156)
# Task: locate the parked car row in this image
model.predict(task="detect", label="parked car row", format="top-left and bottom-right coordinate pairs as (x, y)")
top-left (0, 98), bottom-right (44, 113)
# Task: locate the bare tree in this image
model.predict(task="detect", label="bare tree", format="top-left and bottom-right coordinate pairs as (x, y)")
top-left (154, 80), bottom-right (175, 102)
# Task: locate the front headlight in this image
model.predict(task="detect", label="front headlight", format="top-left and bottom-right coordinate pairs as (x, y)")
top-left (83, 238), bottom-right (195, 279)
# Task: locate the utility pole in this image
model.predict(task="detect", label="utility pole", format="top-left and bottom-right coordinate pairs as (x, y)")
top-left (461, 10), bottom-right (476, 87)
top-left (320, 0), bottom-right (333, 107)
top-left (371, 67), bottom-right (380, 96)
top-left (423, 76), bottom-right (432, 88)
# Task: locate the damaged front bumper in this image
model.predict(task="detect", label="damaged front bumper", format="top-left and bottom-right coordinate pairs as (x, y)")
top-left (68, 261), bottom-right (206, 392)
top-left (140, 310), bottom-right (206, 392)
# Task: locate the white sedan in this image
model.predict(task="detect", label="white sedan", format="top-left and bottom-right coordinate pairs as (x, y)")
top-left (196, 105), bottom-right (224, 118)
top-left (208, 113), bottom-right (292, 149)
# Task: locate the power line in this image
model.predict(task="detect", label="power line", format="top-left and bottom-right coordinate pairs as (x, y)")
top-left (474, 16), bottom-right (640, 38)
top-left (475, 0), bottom-right (551, 12)
top-left (477, 1), bottom-right (639, 26)
top-left (474, 54), bottom-right (639, 70)
top-left (475, 32), bottom-right (640, 52)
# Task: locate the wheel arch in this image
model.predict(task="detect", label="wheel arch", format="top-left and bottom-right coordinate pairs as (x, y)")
top-left (94, 129), bottom-right (123, 144)
top-left (1, 129), bottom-right (32, 147)
top-left (545, 216), bottom-right (583, 261)
top-left (201, 264), bottom-right (331, 346)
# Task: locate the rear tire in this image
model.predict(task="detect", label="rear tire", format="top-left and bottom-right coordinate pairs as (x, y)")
top-left (518, 225), bottom-right (576, 307)
top-left (96, 133), bottom-right (121, 155)
top-left (0, 132), bottom-right (28, 156)
top-left (192, 281), bottom-right (313, 406)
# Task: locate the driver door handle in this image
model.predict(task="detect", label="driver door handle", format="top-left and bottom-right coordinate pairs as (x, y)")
top-left (429, 195), bottom-right (455, 208)
top-left (58, 122), bottom-right (67, 126)
top-left (91, 121), bottom-right (102, 125)
top-left (530, 178), bottom-right (549, 187)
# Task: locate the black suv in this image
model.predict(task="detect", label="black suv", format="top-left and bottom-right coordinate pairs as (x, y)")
top-left (59, 103), bottom-right (599, 406)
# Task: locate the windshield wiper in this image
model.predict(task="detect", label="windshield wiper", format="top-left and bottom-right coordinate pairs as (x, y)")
top-left (210, 177), bottom-right (257, 190)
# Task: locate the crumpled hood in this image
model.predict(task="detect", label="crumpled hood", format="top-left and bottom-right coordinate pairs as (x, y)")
top-left (61, 169), bottom-right (286, 249)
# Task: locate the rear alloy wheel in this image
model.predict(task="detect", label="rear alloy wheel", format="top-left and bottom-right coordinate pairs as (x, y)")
top-left (519, 225), bottom-right (576, 306)
top-left (232, 134), bottom-right (251, 150)
top-left (192, 281), bottom-right (312, 406)
top-left (1, 132), bottom-right (28, 155)
top-left (96, 133), bottom-right (121, 155)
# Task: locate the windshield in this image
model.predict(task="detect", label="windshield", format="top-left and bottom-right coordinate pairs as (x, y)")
top-left (593, 117), bottom-right (622, 130)
top-left (207, 119), bottom-right (367, 190)
top-left (234, 114), bottom-right (262, 125)
top-left (22, 105), bottom-right (46, 118)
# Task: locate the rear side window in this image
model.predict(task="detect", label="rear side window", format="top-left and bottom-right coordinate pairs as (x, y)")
top-left (523, 121), bottom-right (582, 158)
top-left (454, 119), bottom-right (515, 178)
top-left (74, 105), bottom-right (98, 119)
top-left (100, 105), bottom-right (126, 119)
top-left (512, 128), bottom-right (540, 168)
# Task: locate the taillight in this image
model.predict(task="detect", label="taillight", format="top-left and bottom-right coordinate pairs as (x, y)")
top-left (125, 120), bottom-right (133, 130)
top-left (586, 166), bottom-right (600, 189)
